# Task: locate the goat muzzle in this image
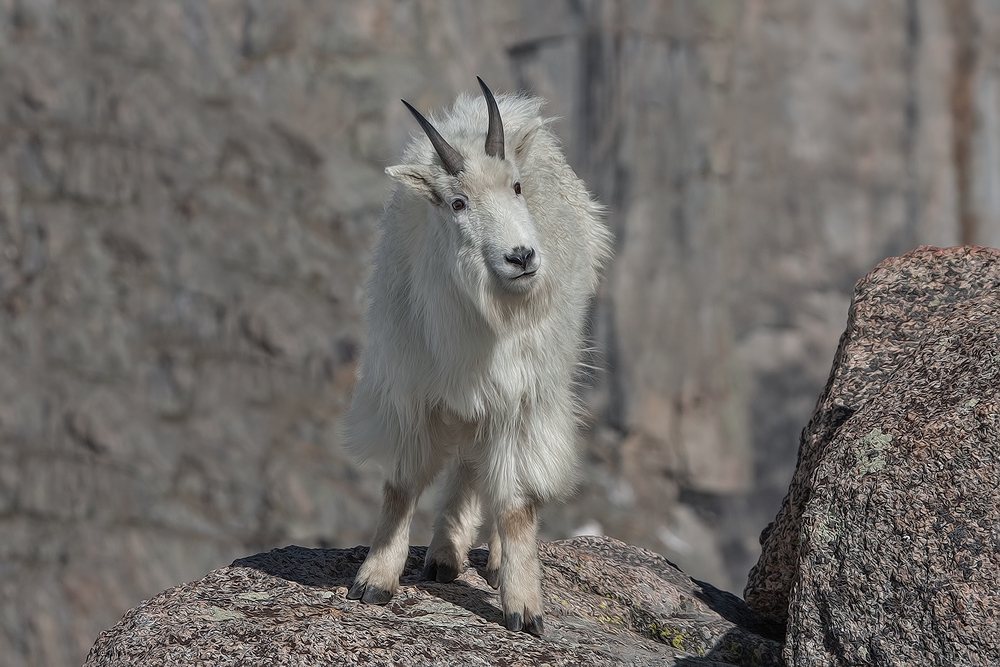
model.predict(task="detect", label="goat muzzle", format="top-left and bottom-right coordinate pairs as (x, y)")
top-left (504, 246), bottom-right (539, 275)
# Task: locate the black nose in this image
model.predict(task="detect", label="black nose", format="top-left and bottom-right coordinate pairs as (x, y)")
top-left (504, 246), bottom-right (535, 270)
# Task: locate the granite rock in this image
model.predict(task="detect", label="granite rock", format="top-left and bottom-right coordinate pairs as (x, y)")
top-left (84, 536), bottom-right (783, 667)
top-left (744, 245), bottom-right (1000, 665)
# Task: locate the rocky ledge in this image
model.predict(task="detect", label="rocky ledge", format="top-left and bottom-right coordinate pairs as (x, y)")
top-left (84, 536), bottom-right (782, 666)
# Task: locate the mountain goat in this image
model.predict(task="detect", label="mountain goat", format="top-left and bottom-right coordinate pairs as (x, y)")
top-left (344, 78), bottom-right (612, 636)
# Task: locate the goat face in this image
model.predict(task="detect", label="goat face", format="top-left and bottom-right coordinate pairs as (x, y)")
top-left (451, 158), bottom-right (541, 292)
top-left (387, 158), bottom-right (542, 299)
top-left (387, 80), bottom-right (543, 298)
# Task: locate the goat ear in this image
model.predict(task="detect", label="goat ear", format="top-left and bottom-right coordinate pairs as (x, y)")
top-left (386, 165), bottom-right (443, 204)
top-left (510, 118), bottom-right (542, 167)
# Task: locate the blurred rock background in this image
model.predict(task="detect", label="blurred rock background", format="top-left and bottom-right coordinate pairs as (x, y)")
top-left (1, 1), bottom-right (999, 665)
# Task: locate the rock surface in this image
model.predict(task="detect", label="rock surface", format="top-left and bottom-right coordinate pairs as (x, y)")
top-left (84, 536), bottom-right (783, 667)
top-left (744, 245), bottom-right (1000, 664)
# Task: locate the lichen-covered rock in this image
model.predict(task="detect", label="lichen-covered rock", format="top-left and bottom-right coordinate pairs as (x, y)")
top-left (744, 246), bottom-right (1000, 665)
top-left (84, 536), bottom-right (782, 667)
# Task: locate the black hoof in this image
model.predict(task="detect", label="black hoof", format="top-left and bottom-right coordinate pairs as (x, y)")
top-left (346, 580), bottom-right (393, 605)
top-left (422, 559), bottom-right (459, 583)
top-left (362, 585), bottom-right (393, 605)
top-left (484, 568), bottom-right (500, 589)
top-left (504, 611), bottom-right (522, 632)
top-left (523, 613), bottom-right (544, 637)
top-left (346, 579), bottom-right (365, 600)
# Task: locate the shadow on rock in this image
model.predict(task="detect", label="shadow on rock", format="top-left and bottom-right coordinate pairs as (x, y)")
top-left (691, 579), bottom-right (785, 642)
top-left (233, 544), bottom-right (506, 625)
top-left (414, 577), bottom-right (505, 627)
top-left (233, 543), bottom-right (370, 588)
top-left (672, 625), bottom-right (785, 665)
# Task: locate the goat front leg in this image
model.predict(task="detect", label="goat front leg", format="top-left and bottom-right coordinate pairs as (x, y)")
top-left (424, 459), bottom-right (480, 583)
top-left (496, 501), bottom-right (544, 636)
top-left (347, 480), bottom-right (423, 605)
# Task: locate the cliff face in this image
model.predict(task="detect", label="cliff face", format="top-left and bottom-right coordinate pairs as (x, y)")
top-left (3, 2), bottom-right (1000, 665)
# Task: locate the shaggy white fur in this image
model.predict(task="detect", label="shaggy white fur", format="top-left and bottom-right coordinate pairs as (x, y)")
top-left (344, 81), bottom-right (612, 636)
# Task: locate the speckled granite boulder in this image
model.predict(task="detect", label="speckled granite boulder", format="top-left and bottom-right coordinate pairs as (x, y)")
top-left (84, 536), bottom-right (782, 666)
top-left (744, 246), bottom-right (1000, 665)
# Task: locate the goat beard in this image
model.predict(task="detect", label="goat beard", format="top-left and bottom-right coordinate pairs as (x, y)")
top-left (477, 274), bottom-right (553, 334)
top-left (446, 252), bottom-right (551, 334)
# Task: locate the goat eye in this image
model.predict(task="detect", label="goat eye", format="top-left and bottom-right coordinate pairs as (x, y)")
top-left (513, 182), bottom-right (522, 195)
top-left (451, 198), bottom-right (465, 211)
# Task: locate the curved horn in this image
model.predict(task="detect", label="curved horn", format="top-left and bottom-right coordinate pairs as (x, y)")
top-left (401, 99), bottom-right (465, 176)
top-left (477, 77), bottom-right (505, 160)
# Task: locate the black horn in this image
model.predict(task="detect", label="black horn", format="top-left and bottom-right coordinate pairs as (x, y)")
top-left (477, 77), bottom-right (505, 160)
top-left (401, 99), bottom-right (465, 176)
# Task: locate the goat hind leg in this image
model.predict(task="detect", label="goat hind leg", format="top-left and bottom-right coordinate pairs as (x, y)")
top-left (424, 459), bottom-right (480, 583)
top-left (496, 501), bottom-right (544, 636)
top-left (483, 519), bottom-right (501, 588)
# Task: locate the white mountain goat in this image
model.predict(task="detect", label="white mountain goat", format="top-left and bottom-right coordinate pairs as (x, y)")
top-left (344, 78), bottom-right (612, 636)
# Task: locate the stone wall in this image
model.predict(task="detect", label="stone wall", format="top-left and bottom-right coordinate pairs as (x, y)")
top-left (1, 2), bottom-right (999, 665)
